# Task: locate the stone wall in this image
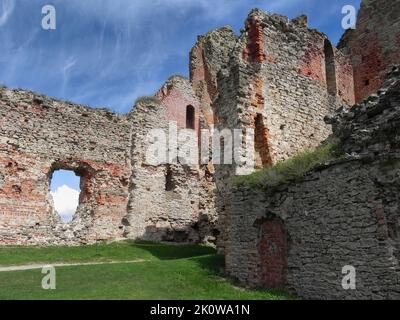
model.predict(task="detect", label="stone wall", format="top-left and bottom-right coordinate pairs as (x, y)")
top-left (123, 98), bottom-right (210, 244)
top-left (157, 76), bottom-right (201, 133)
top-left (203, 10), bottom-right (355, 252)
top-left (0, 78), bottom-right (218, 246)
top-left (225, 69), bottom-right (400, 299)
top-left (0, 88), bottom-right (131, 245)
top-left (226, 10), bottom-right (353, 164)
top-left (192, 10), bottom-right (355, 167)
top-left (1, 2), bottom-right (396, 259)
top-left (226, 157), bottom-right (400, 299)
top-left (190, 27), bottom-right (238, 128)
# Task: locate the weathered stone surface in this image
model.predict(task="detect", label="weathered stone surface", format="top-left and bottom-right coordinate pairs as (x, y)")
top-left (124, 98), bottom-right (206, 244)
top-left (0, 1), bottom-right (398, 300)
top-left (0, 78), bottom-right (218, 246)
top-left (0, 88), bottom-right (131, 245)
top-left (225, 69), bottom-right (400, 299)
top-left (208, 9), bottom-right (354, 251)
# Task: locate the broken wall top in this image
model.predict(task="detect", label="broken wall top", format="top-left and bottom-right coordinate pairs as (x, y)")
top-left (327, 66), bottom-right (400, 155)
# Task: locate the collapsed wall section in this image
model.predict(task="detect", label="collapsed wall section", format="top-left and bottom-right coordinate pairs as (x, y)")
top-left (0, 77), bottom-right (218, 246)
top-left (0, 88), bottom-right (131, 245)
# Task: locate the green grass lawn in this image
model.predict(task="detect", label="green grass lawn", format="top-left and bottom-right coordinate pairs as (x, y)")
top-left (0, 241), bottom-right (293, 300)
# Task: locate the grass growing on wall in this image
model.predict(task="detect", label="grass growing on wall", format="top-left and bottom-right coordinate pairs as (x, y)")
top-left (235, 143), bottom-right (338, 190)
top-left (135, 96), bottom-right (160, 106)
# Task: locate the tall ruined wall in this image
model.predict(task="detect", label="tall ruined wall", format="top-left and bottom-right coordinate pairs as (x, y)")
top-left (226, 10), bottom-right (353, 164)
top-left (0, 88), bottom-right (131, 245)
top-left (190, 28), bottom-right (240, 248)
top-left (192, 10), bottom-right (355, 166)
top-left (225, 68), bottom-right (400, 300)
top-left (206, 10), bottom-right (355, 252)
top-left (190, 27), bottom-right (238, 127)
top-left (339, 0), bottom-right (400, 103)
top-left (123, 97), bottom-right (207, 244)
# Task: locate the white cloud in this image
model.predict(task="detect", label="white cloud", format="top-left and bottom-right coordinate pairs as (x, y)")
top-left (61, 57), bottom-right (77, 95)
top-left (0, 0), bottom-right (321, 112)
top-left (51, 185), bottom-right (80, 223)
top-left (0, 0), bottom-right (15, 27)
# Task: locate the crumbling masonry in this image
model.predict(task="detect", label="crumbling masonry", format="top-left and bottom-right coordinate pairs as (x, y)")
top-left (1, 0), bottom-right (399, 299)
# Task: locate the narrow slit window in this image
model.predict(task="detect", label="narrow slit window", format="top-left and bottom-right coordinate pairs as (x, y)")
top-left (324, 40), bottom-right (337, 95)
top-left (186, 105), bottom-right (195, 129)
top-left (165, 166), bottom-right (175, 191)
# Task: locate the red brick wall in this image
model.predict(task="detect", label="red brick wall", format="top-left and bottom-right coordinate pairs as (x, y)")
top-left (299, 39), bottom-right (355, 105)
top-left (157, 78), bottom-right (200, 133)
top-left (335, 50), bottom-right (355, 105)
top-left (341, 0), bottom-right (400, 103)
top-left (258, 218), bottom-right (288, 289)
top-left (243, 18), bottom-right (267, 63)
top-left (298, 42), bottom-right (326, 86)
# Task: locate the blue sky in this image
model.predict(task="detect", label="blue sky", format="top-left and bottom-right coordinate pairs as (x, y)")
top-left (1, 0), bottom-right (361, 218)
top-left (51, 170), bottom-right (80, 191)
top-left (1, 0), bottom-right (361, 114)
top-left (50, 170), bottom-right (80, 222)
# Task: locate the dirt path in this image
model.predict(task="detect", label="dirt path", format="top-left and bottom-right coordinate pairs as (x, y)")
top-left (0, 259), bottom-right (147, 272)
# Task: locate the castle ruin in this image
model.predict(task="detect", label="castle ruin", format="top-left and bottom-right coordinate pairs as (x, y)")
top-left (1, 0), bottom-right (399, 299)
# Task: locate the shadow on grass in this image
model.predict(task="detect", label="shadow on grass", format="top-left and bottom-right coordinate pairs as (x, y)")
top-left (129, 240), bottom-right (294, 298)
top-left (190, 254), bottom-right (296, 300)
top-left (128, 240), bottom-right (217, 260)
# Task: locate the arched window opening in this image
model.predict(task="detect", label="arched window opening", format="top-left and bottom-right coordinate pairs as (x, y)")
top-left (186, 105), bottom-right (195, 130)
top-left (254, 114), bottom-right (272, 169)
top-left (50, 169), bottom-right (81, 223)
top-left (324, 40), bottom-right (337, 95)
